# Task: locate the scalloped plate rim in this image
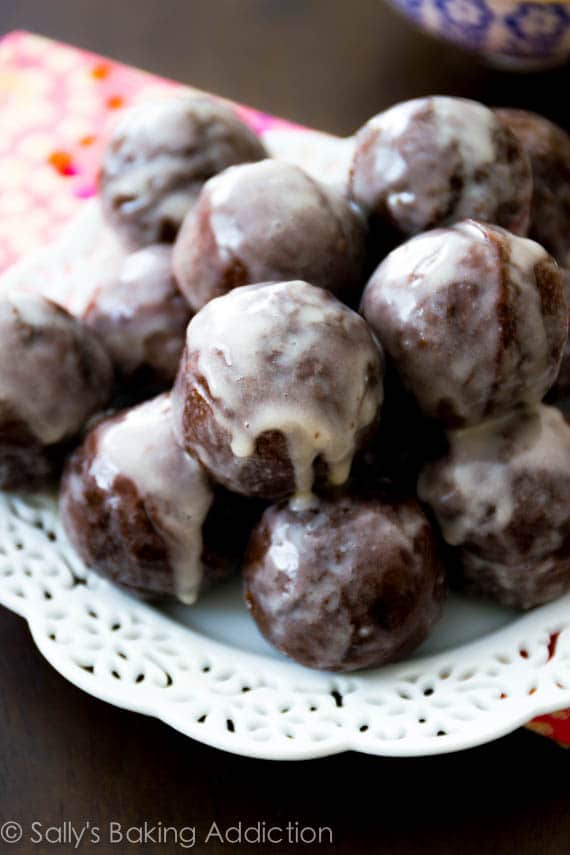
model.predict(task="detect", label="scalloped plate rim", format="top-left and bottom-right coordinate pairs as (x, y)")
top-left (3, 567), bottom-right (570, 759)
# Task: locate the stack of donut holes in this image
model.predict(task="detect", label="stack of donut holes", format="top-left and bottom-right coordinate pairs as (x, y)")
top-left (3, 92), bottom-right (570, 672)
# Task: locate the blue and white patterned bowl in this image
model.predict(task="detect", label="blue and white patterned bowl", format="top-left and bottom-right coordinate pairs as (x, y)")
top-left (388, 0), bottom-right (570, 66)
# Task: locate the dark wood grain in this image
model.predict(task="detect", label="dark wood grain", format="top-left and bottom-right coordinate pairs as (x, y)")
top-left (0, 2), bottom-right (569, 853)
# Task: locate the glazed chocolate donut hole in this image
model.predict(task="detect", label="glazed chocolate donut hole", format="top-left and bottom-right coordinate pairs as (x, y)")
top-left (99, 94), bottom-right (267, 249)
top-left (81, 244), bottom-right (192, 392)
top-left (361, 220), bottom-right (566, 428)
top-left (495, 109), bottom-right (570, 269)
top-left (243, 494), bottom-right (447, 671)
top-left (349, 96), bottom-right (532, 238)
top-left (60, 394), bottom-right (254, 603)
top-left (0, 292), bottom-right (113, 489)
top-left (173, 159), bottom-right (368, 312)
top-left (172, 280), bottom-right (384, 501)
top-left (546, 268), bottom-right (570, 403)
top-left (418, 405), bottom-right (570, 609)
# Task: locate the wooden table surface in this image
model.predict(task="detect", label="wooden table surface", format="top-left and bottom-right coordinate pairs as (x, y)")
top-left (0, 2), bottom-right (569, 853)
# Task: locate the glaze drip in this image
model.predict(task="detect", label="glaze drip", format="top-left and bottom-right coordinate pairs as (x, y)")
top-left (90, 394), bottom-right (213, 603)
top-left (173, 280), bottom-right (384, 502)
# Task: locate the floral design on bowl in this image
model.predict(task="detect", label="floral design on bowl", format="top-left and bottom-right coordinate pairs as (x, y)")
top-left (388, 0), bottom-right (570, 64)
top-left (505, 2), bottom-right (570, 53)
top-left (435, 0), bottom-right (494, 45)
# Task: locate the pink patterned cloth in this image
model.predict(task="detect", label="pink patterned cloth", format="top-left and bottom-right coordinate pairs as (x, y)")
top-left (0, 30), bottom-right (293, 272)
top-left (0, 30), bottom-right (566, 745)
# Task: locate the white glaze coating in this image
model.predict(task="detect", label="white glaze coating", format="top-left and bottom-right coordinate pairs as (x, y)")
top-left (418, 405), bottom-right (570, 553)
top-left (431, 98), bottom-right (495, 176)
top-left (459, 549), bottom-right (570, 609)
top-left (173, 159), bottom-right (367, 311)
top-left (82, 244), bottom-right (190, 381)
top-left (375, 221), bottom-right (488, 321)
top-left (244, 496), bottom-right (444, 670)
top-left (361, 220), bottom-right (563, 426)
top-left (402, 98), bottom-right (497, 229)
top-left (0, 291), bottom-right (112, 445)
top-left (104, 97), bottom-right (207, 229)
top-left (496, 108), bottom-right (570, 269)
top-left (351, 96), bottom-right (532, 236)
top-left (90, 394), bottom-right (213, 603)
top-left (379, 220), bottom-right (547, 380)
top-left (366, 99), bottom-right (425, 203)
top-left (265, 500), bottom-right (425, 587)
top-left (551, 268), bottom-right (570, 398)
top-left (100, 94), bottom-right (266, 248)
top-left (205, 159), bottom-right (328, 260)
top-left (176, 280), bottom-right (383, 502)
top-left (367, 98), bottom-right (421, 138)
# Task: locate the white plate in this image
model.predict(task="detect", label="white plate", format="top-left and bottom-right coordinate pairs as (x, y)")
top-left (0, 127), bottom-right (569, 760)
top-left (1, 489), bottom-right (570, 760)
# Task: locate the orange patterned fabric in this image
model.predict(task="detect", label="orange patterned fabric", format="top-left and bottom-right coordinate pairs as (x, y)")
top-left (0, 30), bottom-right (567, 745)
